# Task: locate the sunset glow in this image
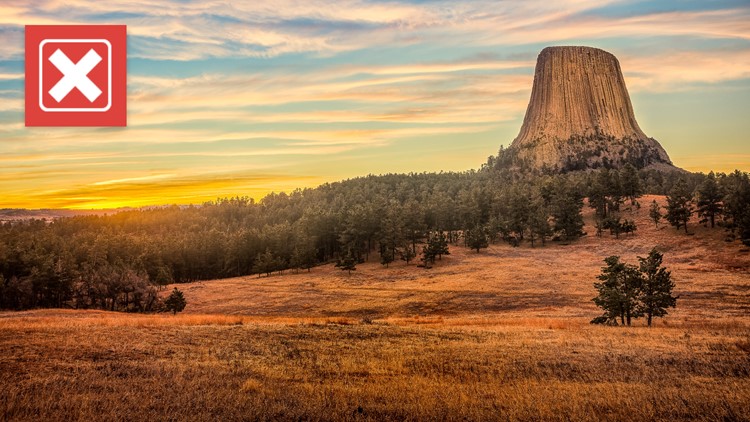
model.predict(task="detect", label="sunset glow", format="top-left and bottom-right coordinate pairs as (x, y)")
top-left (1, 0), bottom-right (749, 208)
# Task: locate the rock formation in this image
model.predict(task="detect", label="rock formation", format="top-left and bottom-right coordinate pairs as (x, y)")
top-left (503, 46), bottom-right (674, 172)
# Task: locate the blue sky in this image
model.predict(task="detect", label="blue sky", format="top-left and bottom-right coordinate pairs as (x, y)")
top-left (0, 0), bottom-right (749, 208)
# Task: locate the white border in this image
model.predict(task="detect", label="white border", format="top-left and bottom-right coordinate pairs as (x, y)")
top-left (39, 39), bottom-right (112, 112)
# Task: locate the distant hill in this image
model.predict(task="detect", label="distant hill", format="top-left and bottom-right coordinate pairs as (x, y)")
top-left (0, 206), bottom-right (179, 223)
top-left (0, 208), bottom-right (111, 222)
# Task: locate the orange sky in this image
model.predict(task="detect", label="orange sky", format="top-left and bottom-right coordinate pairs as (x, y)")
top-left (0, 1), bottom-right (749, 209)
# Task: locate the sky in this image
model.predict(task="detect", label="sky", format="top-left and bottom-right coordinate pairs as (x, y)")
top-left (0, 0), bottom-right (749, 209)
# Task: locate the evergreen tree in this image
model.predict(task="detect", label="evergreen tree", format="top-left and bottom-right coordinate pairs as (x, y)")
top-left (399, 241), bottom-right (417, 265)
top-left (722, 170), bottom-right (750, 246)
top-left (253, 249), bottom-right (278, 277)
top-left (335, 250), bottom-right (357, 275)
top-left (465, 226), bottom-right (489, 253)
top-left (164, 287), bottom-right (186, 315)
top-left (430, 231), bottom-right (450, 260)
top-left (592, 256), bottom-right (642, 326)
top-left (289, 247), bottom-right (304, 273)
top-left (637, 249), bottom-right (677, 326)
top-left (620, 163), bottom-right (643, 206)
top-left (291, 235), bottom-right (318, 273)
top-left (527, 200), bottom-right (551, 247)
top-left (549, 179), bottom-right (585, 241)
top-left (696, 172), bottom-right (723, 228)
top-left (379, 204), bottom-right (404, 267)
top-left (380, 246), bottom-right (394, 267)
top-left (589, 169), bottom-right (625, 218)
top-left (649, 200), bottom-right (662, 227)
top-left (588, 170), bottom-right (609, 219)
top-left (604, 216), bottom-right (623, 239)
top-left (621, 219), bottom-right (637, 236)
top-left (506, 186), bottom-right (530, 241)
top-left (420, 245), bottom-right (435, 268)
top-left (665, 178), bottom-right (693, 233)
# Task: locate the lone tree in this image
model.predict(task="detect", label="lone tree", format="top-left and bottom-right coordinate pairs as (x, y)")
top-left (696, 172), bottom-right (723, 228)
top-left (399, 241), bottom-right (417, 265)
top-left (380, 247), bottom-right (395, 268)
top-left (637, 249), bottom-right (677, 326)
top-left (420, 245), bottom-right (435, 268)
top-left (592, 256), bottom-right (642, 326)
top-left (665, 178), bottom-right (693, 233)
top-left (649, 200), bottom-right (662, 227)
top-left (430, 231), bottom-right (450, 260)
top-left (335, 250), bottom-right (357, 275)
top-left (164, 287), bottom-right (186, 315)
top-left (465, 225), bottom-right (489, 253)
top-left (592, 249), bottom-right (677, 326)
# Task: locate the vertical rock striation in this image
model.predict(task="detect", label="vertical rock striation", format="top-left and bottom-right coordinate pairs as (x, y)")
top-left (505, 46), bottom-right (674, 172)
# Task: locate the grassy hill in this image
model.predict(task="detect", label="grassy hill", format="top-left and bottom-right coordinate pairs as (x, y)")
top-left (173, 195), bottom-right (749, 322)
top-left (1, 195), bottom-right (748, 420)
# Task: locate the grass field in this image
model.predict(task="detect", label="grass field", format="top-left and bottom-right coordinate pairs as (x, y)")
top-left (1, 195), bottom-right (749, 421)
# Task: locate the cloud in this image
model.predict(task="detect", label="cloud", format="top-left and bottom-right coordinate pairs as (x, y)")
top-left (623, 48), bottom-right (750, 92)
top-left (1, 1), bottom-right (749, 208)
top-left (91, 173), bottom-right (175, 186)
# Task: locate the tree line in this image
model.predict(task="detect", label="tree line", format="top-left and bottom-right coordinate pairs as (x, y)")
top-left (1, 164), bottom-right (748, 312)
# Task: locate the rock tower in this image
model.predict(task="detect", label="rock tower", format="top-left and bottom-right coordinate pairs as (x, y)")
top-left (505, 46), bottom-right (674, 172)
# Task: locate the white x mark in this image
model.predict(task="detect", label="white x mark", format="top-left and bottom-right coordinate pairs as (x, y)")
top-left (48, 48), bottom-right (102, 103)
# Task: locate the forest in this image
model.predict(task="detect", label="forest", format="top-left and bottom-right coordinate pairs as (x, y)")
top-left (1, 157), bottom-right (749, 312)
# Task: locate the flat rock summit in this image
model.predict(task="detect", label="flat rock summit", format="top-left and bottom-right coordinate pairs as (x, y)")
top-left (504, 46), bottom-right (675, 172)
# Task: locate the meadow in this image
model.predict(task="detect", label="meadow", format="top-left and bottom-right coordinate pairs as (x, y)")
top-left (1, 195), bottom-right (749, 421)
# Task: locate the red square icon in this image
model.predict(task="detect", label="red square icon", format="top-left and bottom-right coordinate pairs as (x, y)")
top-left (25, 25), bottom-right (127, 127)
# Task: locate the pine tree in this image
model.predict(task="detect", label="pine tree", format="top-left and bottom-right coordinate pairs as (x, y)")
top-left (253, 249), bottom-right (279, 277)
top-left (465, 226), bottom-right (489, 253)
top-left (420, 245), bottom-right (435, 268)
top-left (527, 202), bottom-right (551, 247)
top-left (649, 200), bottom-right (662, 227)
top-left (335, 250), bottom-right (357, 275)
top-left (506, 186), bottom-right (530, 241)
top-left (379, 205), bottom-right (404, 268)
top-left (430, 231), bottom-right (450, 260)
top-left (380, 246), bottom-right (394, 267)
top-left (289, 247), bottom-right (304, 274)
top-left (399, 242), bottom-right (417, 265)
top-left (164, 287), bottom-right (186, 315)
top-left (665, 178), bottom-right (693, 234)
top-left (592, 256), bottom-right (642, 326)
top-left (722, 170), bottom-right (750, 245)
top-left (621, 219), bottom-right (637, 236)
top-left (549, 179), bottom-right (585, 241)
top-left (590, 169), bottom-right (625, 217)
top-left (604, 216), bottom-right (623, 239)
top-left (588, 170), bottom-right (609, 219)
top-left (620, 163), bottom-right (643, 206)
top-left (696, 172), bottom-right (723, 228)
top-left (637, 249), bottom-right (677, 326)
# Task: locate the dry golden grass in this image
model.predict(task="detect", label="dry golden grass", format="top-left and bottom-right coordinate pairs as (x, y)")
top-left (1, 195), bottom-right (749, 420)
top-left (173, 195), bottom-right (750, 323)
top-left (1, 312), bottom-right (749, 421)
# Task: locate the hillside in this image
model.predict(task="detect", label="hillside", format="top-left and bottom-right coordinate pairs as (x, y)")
top-left (1, 195), bottom-right (749, 420)
top-left (173, 195), bottom-right (750, 322)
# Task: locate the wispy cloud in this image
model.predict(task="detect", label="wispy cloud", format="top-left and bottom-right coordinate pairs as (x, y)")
top-left (0, 0), bottom-right (749, 208)
top-left (91, 173), bottom-right (175, 186)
